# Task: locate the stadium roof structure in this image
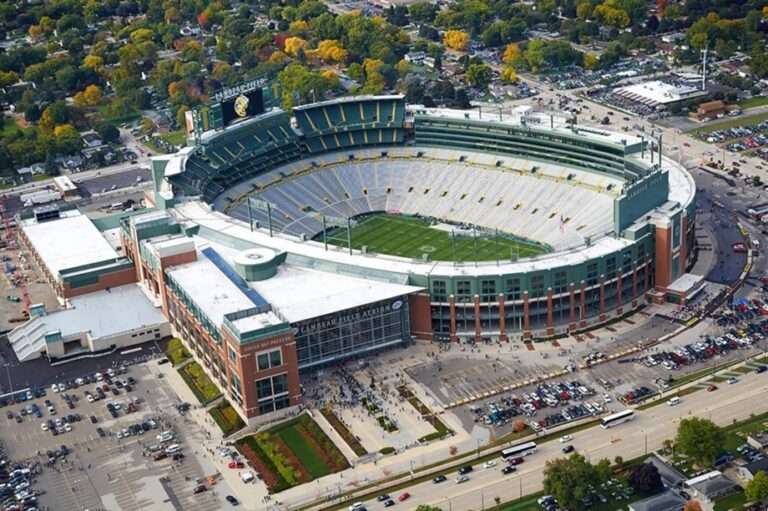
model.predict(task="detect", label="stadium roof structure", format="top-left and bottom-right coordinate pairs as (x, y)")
top-left (614, 80), bottom-right (707, 108)
top-left (175, 200), bottom-right (635, 278)
top-left (21, 210), bottom-right (119, 277)
top-left (166, 253), bottom-right (283, 331)
top-left (410, 105), bottom-right (644, 147)
top-left (293, 94), bottom-right (404, 110)
top-left (194, 239), bottom-right (422, 323)
top-left (157, 97), bottom-right (695, 275)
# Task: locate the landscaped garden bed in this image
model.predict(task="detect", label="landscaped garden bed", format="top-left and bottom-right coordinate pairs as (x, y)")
top-left (165, 338), bottom-right (191, 366)
top-left (209, 400), bottom-right (245, 436)
top-left (320, 408), bottom-right (368, 456)
top-left (177, 361), bottom-right (222, 405)
top-left (235, 413), bottom-right (350, 493)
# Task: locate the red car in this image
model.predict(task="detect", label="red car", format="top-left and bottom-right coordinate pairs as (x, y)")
top-left (228, 461), bottom-right (244, 469)
top-left (707, 385), bottom-right (718, 392)
top-left (398, 492), bottom-right (411, 502)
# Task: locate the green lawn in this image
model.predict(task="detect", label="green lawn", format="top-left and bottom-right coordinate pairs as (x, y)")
top-left (177, 361), bottom-right (222, 405)
top-left (96, 104), bottom-right (141, 126)
top-left (714, 491), bottom-right (747, 511)
top-left (486, 493), bottom-right (544, 511)
top-left (161, 130), bottom-right (186, 146)
top-left (323, 213), bottom-right (550, 262)
top-left (0, 117), bottom-right (34, 137)
top-left (738, 96), bottom-right (768, 109)
top-left (275, 424), bottom-right (330, 479)
top-left (689, 111), bottom-right (768, 137)
top-left (723, 411), bottom-right (768, 452)
top-left (236, 414), bottom-right (349, 492)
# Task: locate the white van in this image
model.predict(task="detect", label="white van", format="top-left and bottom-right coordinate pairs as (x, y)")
top-left (667, 396), bottom-right (681, 406)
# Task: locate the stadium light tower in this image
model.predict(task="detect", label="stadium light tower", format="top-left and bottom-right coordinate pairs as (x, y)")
top-left (322, 215), bottom-right (352, 254)
top-left (247, 197), bottom-right (274, 236)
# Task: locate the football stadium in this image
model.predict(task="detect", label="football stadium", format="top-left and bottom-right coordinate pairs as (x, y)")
top-left (130, 92), bottom-right (695, 422)
top-left (11, 90), bottom-right (695, 424)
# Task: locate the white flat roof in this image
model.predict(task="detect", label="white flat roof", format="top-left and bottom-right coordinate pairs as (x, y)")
top-left (166, 253), bottom-right (283, 330)
top-left (249, 265), bottom-right (420, 323)
top-left (667, 273), bottom-right (704, 293)
top-left (166, 257), bottom-right (256, 326)
top-left (47, 284), bottom-right (165, 338)
top-left (195, 239), bottom-right (421, 323)
top-left (615, 80), bottom-right (705, 106)
top-left (22, 212), bottom-right (119, 277)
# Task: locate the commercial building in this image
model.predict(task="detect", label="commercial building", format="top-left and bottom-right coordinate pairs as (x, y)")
top-left (10, 95), bottom-right (697, 424)
top-left (18, 208), bottom-right (136, 300)
top-left (119, 210), bottom-right (419, 424)
top-left (8, 284), bottom-right (169, 362)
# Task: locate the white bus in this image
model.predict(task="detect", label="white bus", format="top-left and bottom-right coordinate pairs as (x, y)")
top-left (501, 441), bottom-right (537, 459)
top-left (600, 409), bottom-right (634, 429)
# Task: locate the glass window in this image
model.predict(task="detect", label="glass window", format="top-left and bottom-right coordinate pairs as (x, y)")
top-left (587, 263), bottom-right (599, 286)
top-left (270, 350), bottom-right (282, 368)
top-left (257, 353), bottom-right (270, 371)
top-left (553, 271), bottom-right (568, 294)
top-left (256, 377), bottom-right (273, 399)
top-left (431, 280), bottom-right (447, 302)
top-left (530, 275), bottom-right (545, 298)
top-left (505, 278), bottom-right (521, 300)
top-left (456, 280), bottom-right (472, 301)
top-left (228, 346), bottom-right (237, 363)
top-left (274, 395), bottom-right (290, 411)
top-left (272, 374), bottom-right (288, 395)
top-left (259, 400), bottom-right (275, 415)
top-left (480, 280), bottom-right (496, 302)
top-left (230, 373), bottom-right (241, 394)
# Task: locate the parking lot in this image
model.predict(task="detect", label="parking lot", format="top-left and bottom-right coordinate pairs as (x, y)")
top-left (0, 361), bottom-right (236, 511)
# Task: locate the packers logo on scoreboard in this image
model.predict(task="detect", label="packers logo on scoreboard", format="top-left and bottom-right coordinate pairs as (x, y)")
top-left (234, 94), bottom-right (250, 118)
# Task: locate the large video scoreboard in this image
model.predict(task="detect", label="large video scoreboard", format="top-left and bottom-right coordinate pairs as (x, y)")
top-left (186, 80), bottom-right (268, 141)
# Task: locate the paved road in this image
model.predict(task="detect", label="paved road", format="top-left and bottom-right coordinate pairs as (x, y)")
top-left (351, 369), bottom-right (768, 511)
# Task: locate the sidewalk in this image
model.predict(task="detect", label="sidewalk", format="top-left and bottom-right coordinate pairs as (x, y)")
top-left (153, 359), bottom-right (273, 510)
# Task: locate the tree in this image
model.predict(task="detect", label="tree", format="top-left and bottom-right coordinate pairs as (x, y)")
top-left (313, 40), bottom-right (348, 63)
top-left (543, 453), bottom-right (611, 511)
top-left (73, 85), bottom-right (103, 107)
top-left (583, 53), bottom-right (599, 70)
top-left (141, 117), bottom-right (155, 135)
top-left (95, 122), bottom-right (120, 144)
top-left (675, 417), bottom-right (724, 468)
top-left (466, 63), bottom-right (492, 89)
top-left (0, 70), bottom-right (18, 88)
top-left (53, 124), bottom-right (81, 154)
top-left (443, 30), bottom-right (470, 51)
top-left (284, 36), bottom-right (308, 57)
top-left (501, 66), bottom-right (518, 83)
top-left (745, 470), bottom-right (768, 503)
top-left (409, 2), bottom-right (437, 23)
top-left (629, 463), bottom-right (663, 495)
top-left (39, 101), bottom-right (69, 132)
top-left (414, 506), bottom-right (443, 511)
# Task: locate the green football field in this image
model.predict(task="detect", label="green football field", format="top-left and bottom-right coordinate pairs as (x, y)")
top-left (323, 214), bottom-right (549, 262)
